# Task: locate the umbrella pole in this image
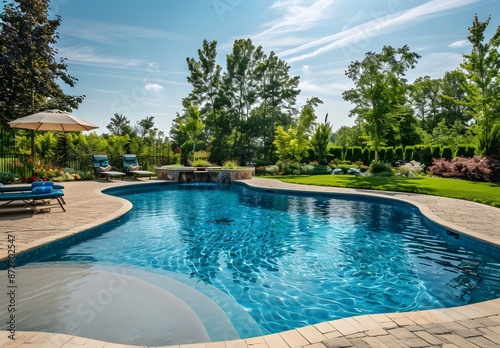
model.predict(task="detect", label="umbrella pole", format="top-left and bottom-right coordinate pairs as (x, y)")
top-left (31, 130), bottom-right (35, 176)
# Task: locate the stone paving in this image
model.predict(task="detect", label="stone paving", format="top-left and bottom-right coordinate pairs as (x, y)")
top-left (0, 177), bottom-right (499, 348)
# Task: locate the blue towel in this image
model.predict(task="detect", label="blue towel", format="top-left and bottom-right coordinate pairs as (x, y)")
top-left (31, 181), bottom-right (55, 187)
top-left (32, 186), bottom-right (53, 194)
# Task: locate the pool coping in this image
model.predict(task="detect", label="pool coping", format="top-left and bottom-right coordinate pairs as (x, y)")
top-left (1, 177), bottom-right (499, 347)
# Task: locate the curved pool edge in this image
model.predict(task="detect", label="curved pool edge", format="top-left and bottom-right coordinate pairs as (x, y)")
top-left (0, 177), bottom-right (499, 347)
top-left (238, 178), bottom-right (500, 250)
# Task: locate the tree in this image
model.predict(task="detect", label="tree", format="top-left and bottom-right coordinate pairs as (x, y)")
top-left (179, 105), bottom-right (205, 161)
top-left (135, 116), bottom-right (156, 139)
top-left (343, 45), bottom-right (420, 161)
top-left (273, 125), bottom-right (297, 162)
top-left (254, 51), bottom-right (300, 160)
top-left (311, 114), bottom-right (332, 164)
top-left (409, 76), bottom-right (441, 133)
top-left (332, 124), bottom-right (364, 147)
top-left (223, 38), bottom-right (264, 161)
top-left (439, 70), bottom-right (470, 129)
top-left (459, 15), bottom-right (500, 155)
top-left (185, 40), bottom-right (227, 163)
top-left (106, 113), bottom-right (131, 136)
top-left (0, 0), bottom-right (84, 124)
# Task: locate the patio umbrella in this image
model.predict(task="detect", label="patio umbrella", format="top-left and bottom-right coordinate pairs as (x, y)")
top-left (8, 109), bottom-right (99, 158)
top-left (8, 109), bottom-right (98, 132)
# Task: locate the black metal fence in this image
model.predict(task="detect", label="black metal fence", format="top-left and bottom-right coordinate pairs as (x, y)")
top-left (0, 153), bottom-right (173, 179)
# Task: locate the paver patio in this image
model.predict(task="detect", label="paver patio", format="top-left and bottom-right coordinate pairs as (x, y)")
top-left (0, 177), bottom-right (499, 347)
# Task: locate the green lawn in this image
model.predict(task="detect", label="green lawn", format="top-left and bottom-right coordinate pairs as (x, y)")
top-left (276, 175), bottom-right (500, 208)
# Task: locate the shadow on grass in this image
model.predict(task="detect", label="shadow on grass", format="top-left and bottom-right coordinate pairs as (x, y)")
top-left (334, 176), bottom-right (437, 194)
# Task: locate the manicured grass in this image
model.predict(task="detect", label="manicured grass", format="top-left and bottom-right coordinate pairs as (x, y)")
top-left (276, 175), bottom-right (500, 207)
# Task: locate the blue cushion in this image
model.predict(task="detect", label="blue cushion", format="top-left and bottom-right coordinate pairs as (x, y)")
top-left (32, 186), bottom-right (53, 194)
top-left (31, 181), bottom-right (54, 187)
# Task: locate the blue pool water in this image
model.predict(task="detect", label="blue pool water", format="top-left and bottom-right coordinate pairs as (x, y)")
top-left (35, 183), bottom-right (500, 335)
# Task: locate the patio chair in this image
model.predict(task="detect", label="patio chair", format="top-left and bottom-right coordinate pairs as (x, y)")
top-left (92, 155), bottom-right (126, 181)
top-left (122, 154), bottom-right (154, 179)
top-left (0, 185), bottom-right (65, 212)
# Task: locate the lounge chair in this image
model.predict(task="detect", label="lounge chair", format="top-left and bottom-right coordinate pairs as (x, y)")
top-left (0, 182), bottom-right (65, 193)
top-left (0, 186), bottom-right (65, 212)
top-left (92, 155), bottom-right (126, 181)
top-left (122, 154), bottom-right (154, 179)
top-left (1, 181), bottom-right (66, 204)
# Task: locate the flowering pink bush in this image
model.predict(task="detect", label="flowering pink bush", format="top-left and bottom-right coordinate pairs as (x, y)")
top-left (429, 156), bottom-right (493, 182)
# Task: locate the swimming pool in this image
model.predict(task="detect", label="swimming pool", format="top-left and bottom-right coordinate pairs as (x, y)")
top-left (25, 183), bottom-right (500, 342)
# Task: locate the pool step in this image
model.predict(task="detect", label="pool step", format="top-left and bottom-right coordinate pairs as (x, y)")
top-left (2, 263), bottom-right (262, 345)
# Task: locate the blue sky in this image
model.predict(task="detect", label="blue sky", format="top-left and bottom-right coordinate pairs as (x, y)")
top-left (47, 0), bottom-right (499, 135)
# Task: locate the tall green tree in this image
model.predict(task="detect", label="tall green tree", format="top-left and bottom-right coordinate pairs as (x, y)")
top-left (439, 70), bottom-right (470, 130)
top-left (409, 76), bottom-right (441, 133)
top-left (185, 40), bottom-right (228, 163)
top-left (179, 105), bottom-right (205, 161)
top-left (254, 51), bottom-right (300, 160)
top-left (0, 0), bottom-right (84, 124)
top-left (311, 114), bottom-right (332, 164)
top-left (295, 97), bottom-right (322, 161)
top-left (223, 38), bottom-right (264, 161)
top-left (332, 125), bottom-right (364, 147)
top-left (459, 15), bottom-right (500, 155)
top-left (135, 116), bottom-right (156, 139)
top-left (106, 113), bottom-right (131, 136)
top-left (342, 45), bottom-right (421, 161)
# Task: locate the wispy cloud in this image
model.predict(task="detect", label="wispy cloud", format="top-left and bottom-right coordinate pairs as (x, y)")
top-left (277, 0), bottom-right (479, 62)
top-left (236, 0), bottom-right (337, 50)
top-left (71, 69), bottom-right (189, 87)
top-left (61, 19), bottom-right (182, 45)
top-left (59, 46), bottom-right (143, 68)
top-left (448, 40), bottom-right (469, 48)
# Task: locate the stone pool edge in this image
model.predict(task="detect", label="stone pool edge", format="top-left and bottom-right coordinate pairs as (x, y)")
top-left (1, 177), bottom-right (499, 348)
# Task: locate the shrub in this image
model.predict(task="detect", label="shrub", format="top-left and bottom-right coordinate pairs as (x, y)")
top-left (369, 162), bottom-right (394, 176)
top-left (255, 166), bottom-right (266, 176)
top-left (276, 160), bottom-right (289, 174)
top-left (395, 146), bottom-right (404, 160)
top-left (455, 145), bottom-right (467, 158)
top-left (328, 146), bottom-right (344, 162)
top-left (428, 158), bottom-right (451, 177)
top-left (77, 171), bottom-right (94, 180)
top-left (466, 145), bottom-right (476, 158)
top-left (347, 168), bottom-right (362, 175)
top-left (330, 163), bottom-right (352, 173)
top-left (0, 171), bottom-right (16, 184)
top-left (354, 147), bottom-right (363, 161)
top-left (254, 159), bottom-right (273, 168)
top-left (384, 147), bottom-right (395, 162)
top-left (428, 156), bottom-right (493, 182)
top-left (362, 147), bottom-right (371, 164)
top-left (301, 164), bottom-right (315, 174)
top-left (431, 145), bottom-right (441, 160)
top-left (441, 146), bottom-right (453, 160)
top-left (222, 160), bottom-right (239, 169)
top-left (490, 155), bottom-right (500, 182)
top-left (412, 145), bottom-right (422, 163)
top-left (265, 165), bottom-right (279, 175)
top-left (397, 161), bottom-right (425, 177)
top-left (192, 159), bottom-right (213, 167)
top-left (378, 147), bottom-right (386, 163)
top-left (312, 165), bottom-right (331, 175)
top-left (420, 145), bottom-right (433, 168)
top-left (404, 146), bottom-right (414, 161)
